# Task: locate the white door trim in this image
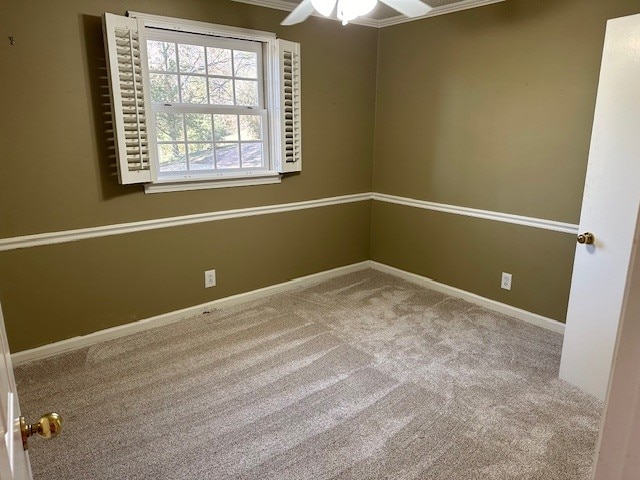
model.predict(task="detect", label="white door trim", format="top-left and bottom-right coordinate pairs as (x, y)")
top-left (592, 204), bottom-right (640, 479)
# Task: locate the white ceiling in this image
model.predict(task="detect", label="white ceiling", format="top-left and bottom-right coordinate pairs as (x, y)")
top-left (231, 0), bottom-right (507, 28)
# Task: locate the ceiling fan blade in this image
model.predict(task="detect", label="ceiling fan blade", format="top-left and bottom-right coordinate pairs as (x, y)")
top-left (281, 0), bottom-right (316, 25)
top-left (379, 0), bottom-right (432, 17)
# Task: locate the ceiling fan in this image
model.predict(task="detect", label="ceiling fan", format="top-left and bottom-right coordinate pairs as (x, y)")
top-left (281, 0), bottom-right (433, 26)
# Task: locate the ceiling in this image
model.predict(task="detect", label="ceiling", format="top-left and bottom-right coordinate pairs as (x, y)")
top-left (231, 0), bottom-right (507, 27)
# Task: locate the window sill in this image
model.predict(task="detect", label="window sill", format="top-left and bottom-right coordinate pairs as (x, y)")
top-left (143, 173), bottom-right (282, 194)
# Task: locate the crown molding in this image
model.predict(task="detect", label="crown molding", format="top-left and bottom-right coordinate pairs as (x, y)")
top-left (377, 0), bottom-right (507, 27)
top-left (231, 0), bottom-right (507, 28)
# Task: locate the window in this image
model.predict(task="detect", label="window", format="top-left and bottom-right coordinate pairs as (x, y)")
top-left (147, 34), bottom-right (267, 177)
top-left (102, 12), bottom-right (301, 192)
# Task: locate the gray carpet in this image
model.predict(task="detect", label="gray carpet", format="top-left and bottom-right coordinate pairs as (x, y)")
top-left (15, 270), bottom-right (602, 479)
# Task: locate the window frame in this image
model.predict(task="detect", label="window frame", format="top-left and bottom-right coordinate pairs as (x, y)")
top-left (128, 11), bottom-right (284, 192)
top-left (144, 31), bottom-right (270, 181)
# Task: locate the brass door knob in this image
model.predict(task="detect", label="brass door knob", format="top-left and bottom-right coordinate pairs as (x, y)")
top-left (20, 413), bottom-right (63, 450)
top-left (577, 232), bottom-right (595, 245)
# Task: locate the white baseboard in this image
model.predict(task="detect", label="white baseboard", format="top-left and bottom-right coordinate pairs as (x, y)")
top-left (11, 259), bottom-right (564, 365)
top-left (370, 261), bottom-right (566, 334)
top-left (11, 261), bottom-right (371, 365)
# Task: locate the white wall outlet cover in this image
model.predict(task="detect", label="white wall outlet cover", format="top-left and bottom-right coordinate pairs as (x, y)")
top-left (205, 269), bottom-right (216, 288)
top-left (501, 272), bottom-right (512, 290)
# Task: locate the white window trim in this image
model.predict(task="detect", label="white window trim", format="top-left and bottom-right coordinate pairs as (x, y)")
top-left (127, 12), bottom-right (276, 42)
top-left (132, 12), bottom-right (282, 189)
top-left (143, 31), bottom-right (272, 183)
top-left (144, 172), bottom-right (281, 194)
top-left (127, 11), bottom-right (287, 193)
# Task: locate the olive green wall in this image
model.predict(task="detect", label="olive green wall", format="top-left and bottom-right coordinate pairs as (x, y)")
top-left (0, 0), bottom-right (377, 236)
top-left (3, 0), bottom-right (640, 352)
top-left (371, 202), bottom-right (576, 320)
top-left (0, 0), bottom-right (377, 351)
top-left (0, 203), bottom-right (371, 352)
top-left (371, 0), bottom-right (640, 321)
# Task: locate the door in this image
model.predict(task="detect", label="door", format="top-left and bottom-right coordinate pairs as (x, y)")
top-left (559, 13), bottom-right (640, 400)
top-left (0, 301), bottom-right (32, 479)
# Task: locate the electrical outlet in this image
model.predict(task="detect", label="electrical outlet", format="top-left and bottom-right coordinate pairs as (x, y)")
top-left (501, 272), bottom-right (512, 291)
top-left (205, 269), bottom-right (216, 288)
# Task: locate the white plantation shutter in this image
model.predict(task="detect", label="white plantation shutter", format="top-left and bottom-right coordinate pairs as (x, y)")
top-left (276, 40), bottom-right (302, 173)
top-left (102, 13), bottom-right (152, 184)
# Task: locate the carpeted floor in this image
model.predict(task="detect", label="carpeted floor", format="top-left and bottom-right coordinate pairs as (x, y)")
top-left (15, 270), bottom-right (602, 479)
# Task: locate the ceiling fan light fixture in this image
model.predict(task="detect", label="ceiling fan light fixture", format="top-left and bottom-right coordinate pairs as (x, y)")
top-left (281, 0), bottom-right (431, 27)
top-left (311, 0), bottom-right (337, 17)
top-left (337, 0), bottom-right (377, 25)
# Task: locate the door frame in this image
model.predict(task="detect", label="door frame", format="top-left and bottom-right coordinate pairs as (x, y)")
top-left (591, 204), bottom-right (640, 479)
